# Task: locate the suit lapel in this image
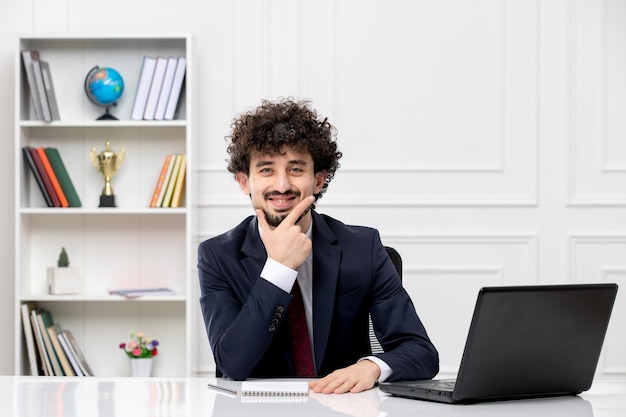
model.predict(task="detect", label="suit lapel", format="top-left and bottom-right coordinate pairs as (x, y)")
top-left (310, 212), bottom-right (340, 374)
top-left (240, 217), bottom-right (267, 284)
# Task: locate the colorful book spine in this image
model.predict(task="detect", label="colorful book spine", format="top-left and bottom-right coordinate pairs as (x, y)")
top-left (28, 147), bottom-right (60, 207)
top-left (44, 147), bottom-right (81, 207)
top-left (155, 154), bottom-right (177, 207)
top-left (36, 147), bottom-right (69, 207)
top-left (161, 154), bottom-right (182, 208)
top-left (23, 147), bottom-right (52, 207)
top-left (170, 154), bottom-right (186, 208)
top-left (149, 154), bottom-right (172, 207)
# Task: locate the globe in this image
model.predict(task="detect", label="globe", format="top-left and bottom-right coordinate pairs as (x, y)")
top-left (84, 66), bottom-right (124, 120)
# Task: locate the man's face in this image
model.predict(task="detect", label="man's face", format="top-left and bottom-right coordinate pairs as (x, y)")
top-left (235, 148), bottom-right (326, 230)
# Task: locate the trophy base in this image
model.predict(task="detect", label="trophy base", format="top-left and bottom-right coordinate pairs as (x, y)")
top-left (99, 195), bottom-right (116, 207)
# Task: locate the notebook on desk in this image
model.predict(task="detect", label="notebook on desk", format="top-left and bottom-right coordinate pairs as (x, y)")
top-left (379, 283), bottom-right (618, 404)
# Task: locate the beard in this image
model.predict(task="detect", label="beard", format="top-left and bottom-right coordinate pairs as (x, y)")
top-left (259, 190), bottom-right (301, 228)
top-left (262, 210), bottom-right (288, 228)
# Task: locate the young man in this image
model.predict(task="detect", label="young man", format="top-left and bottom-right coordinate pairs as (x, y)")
top-left (198, 98), bottom-right (438, 394)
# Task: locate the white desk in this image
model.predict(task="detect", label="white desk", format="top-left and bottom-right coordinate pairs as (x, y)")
top-left (4, 376), bottom-right (626, 417)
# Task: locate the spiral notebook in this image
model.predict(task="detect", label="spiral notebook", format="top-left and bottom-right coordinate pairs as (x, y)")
top-left (241, 381), bottom-right (309, 397)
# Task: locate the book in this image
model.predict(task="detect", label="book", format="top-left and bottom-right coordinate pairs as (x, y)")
top-left (36, 147), bottom-right (69, 207)
top-left (40, 60), bottom-right (61, 120)
top-left (46, 324), bottom-right (75, 376)
top-left (143, 56), bottom-right (168, 120)
top-left (62, 329), bottom-right (94, 376)
top-left (30, 310), bottom-right (51, 376)
top-left (36, 310), bottom-right (64, 376)
top-left (161, 154), bottom-right (182, 208)
top-left (23, 147), bottom-right (53, 207)
top-left (163, 57), bottom-right (186, 120)
top-left (57, 331), bottom-right (84, 376)
top-left (28, 147), bottom-right (60, 207)
top-left (20, 302), bottom-right (41, 376)
top-left (31, 56), bottom-right (52, 122)
top-left (155, 154), bottom-right (177, 207)
top-left (240, 381), bottom-right (309, 397)
top-left (107, 287), bottom-right (176, 298)
top-left (153, 57), bottom-right (178, 120)
top-left (170, 154), bottom-right (186, 208)
top-left (44, 147), bottom-right (81, 207)
top-left (131, 56), bottom-right (157, 120)
top-left (149, 154), bottom-right (172, 207)
top-left (21, 50), bottom-right (44, 120)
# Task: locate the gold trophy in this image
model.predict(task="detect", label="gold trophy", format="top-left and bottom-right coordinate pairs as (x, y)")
top-left (90, 140), bottom-right (126, 207)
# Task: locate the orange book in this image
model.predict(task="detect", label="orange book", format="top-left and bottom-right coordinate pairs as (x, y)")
top-left (37, 147), bottom-right (69, 207)
top-left (149, 154), bottom-right (172, 207)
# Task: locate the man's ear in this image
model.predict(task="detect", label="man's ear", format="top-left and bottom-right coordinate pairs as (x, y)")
top-left (315, 171), bottom-right (327, 194)
top-left (235, 172), bottom-right (250, 195)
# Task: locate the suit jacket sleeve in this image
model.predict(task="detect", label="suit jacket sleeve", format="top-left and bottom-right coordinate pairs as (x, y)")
top-left (344, 230), bottom-right (439, 381)
top-left (197, 219), bottom-right (293, 380)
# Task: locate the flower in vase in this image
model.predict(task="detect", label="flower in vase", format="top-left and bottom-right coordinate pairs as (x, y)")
top-left (119, 330), bottom-right (159, 358)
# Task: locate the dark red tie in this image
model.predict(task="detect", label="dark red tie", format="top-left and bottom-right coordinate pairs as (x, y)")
top-left (287, 281), bottom-right (316, 377)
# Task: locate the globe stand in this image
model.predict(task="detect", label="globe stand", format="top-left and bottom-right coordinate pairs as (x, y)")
top-left (96, 106), bottom-right (118, 121)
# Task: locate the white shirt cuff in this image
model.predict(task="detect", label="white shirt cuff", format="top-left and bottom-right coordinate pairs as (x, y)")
top-left (359, 356), bottom-right (393, 383)
top-left (260, 258), bottom-right (297, 293)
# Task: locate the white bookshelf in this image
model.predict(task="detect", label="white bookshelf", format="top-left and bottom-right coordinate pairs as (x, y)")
top-left (14, 34), bottom-right (193, 377)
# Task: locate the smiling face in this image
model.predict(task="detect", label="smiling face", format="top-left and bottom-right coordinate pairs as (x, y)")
top-left (235, 148), bottom-right (327, 230)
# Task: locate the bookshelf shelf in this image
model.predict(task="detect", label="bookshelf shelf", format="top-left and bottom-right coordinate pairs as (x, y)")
top-left (20, 295), bottom-right (187, 302)
top-left (14, 34), bottom-right (193, 378)
top-left (20, 208), bottom-right (187, 215)
top-left (19, 120), bottom-right (188, 128)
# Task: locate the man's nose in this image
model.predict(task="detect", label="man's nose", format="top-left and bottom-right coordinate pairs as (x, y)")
top-left (274, 172), bottom-right (291, 192)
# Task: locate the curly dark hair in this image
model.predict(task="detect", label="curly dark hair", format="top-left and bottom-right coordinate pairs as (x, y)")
top-left (226, 97), bottom-right (342, 201)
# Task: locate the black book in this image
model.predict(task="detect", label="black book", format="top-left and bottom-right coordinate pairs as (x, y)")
top-left (23, 146), bottom-right (53, 207)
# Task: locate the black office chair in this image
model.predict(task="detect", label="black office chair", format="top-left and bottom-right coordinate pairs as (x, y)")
top-left (215, 246), bottom-right (403, 376)
top-left (369, 246), bottom-right (403, 354)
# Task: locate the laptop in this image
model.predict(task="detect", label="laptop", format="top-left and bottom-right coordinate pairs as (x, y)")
top-left (379, 283), bottom-right (618, 404)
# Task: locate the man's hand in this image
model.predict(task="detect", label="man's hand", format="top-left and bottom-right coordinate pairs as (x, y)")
top-left (309, 360), bottom-right (381, 394)
top-left (257, 195), bottom-right (315, 270)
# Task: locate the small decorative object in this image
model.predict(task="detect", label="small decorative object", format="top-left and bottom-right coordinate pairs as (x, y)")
top-left (89, 140), bottom-right (126, 207)
top-left (47, 247), bottom-right (80, 294)
top-left (120, 331), bottom-right (159, 377)
top-left (84, 66), bottom-right (124, 120)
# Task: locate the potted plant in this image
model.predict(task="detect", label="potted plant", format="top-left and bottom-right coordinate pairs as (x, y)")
top-left (46, 247), bottom-right (80, 294)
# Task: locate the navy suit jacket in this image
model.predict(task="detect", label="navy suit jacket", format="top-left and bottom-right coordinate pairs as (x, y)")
top-left (198, 211), bottom-right (439, 381)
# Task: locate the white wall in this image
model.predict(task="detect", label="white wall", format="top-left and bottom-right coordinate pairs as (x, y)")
top-left (1, 0), bottom-right (624, 377)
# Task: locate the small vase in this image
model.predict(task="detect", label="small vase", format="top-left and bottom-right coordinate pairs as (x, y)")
top-left (129, 358), bottom-right (153, 377)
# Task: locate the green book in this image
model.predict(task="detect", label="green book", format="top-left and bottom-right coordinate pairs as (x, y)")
top-left (44, 147), bottom-right (82, 207)
top-left (36, 310), bottom-right (65, 376)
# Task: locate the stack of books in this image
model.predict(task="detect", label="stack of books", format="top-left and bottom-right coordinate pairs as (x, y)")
top-left (21, 50), bottom-right (61, 122)
top-left (20, 302), bottom-right (94, 376)
top-left (131, 55), bottom-right (186, 120)
top-left (149, 154), bottom-right (186, 208)
top-left (22, 146), bottom-right (81, 208)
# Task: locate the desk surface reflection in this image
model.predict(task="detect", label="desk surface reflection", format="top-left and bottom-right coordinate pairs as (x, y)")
top-left (5, 376), bottom-right (626, 417)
